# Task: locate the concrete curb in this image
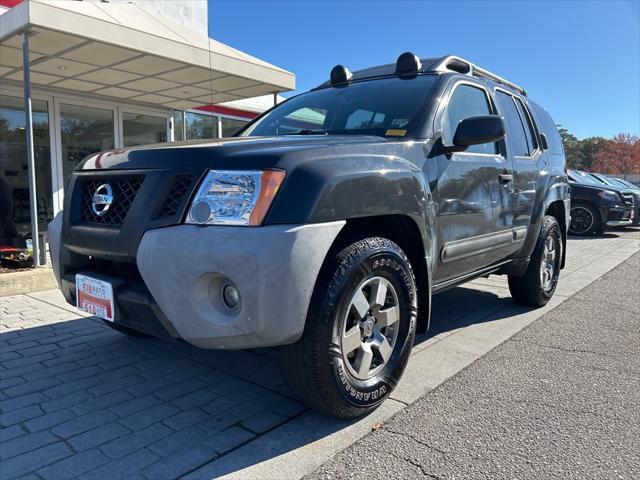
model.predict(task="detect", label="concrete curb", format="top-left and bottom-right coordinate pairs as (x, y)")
top-left (0, 268), bottom-right (57, 297)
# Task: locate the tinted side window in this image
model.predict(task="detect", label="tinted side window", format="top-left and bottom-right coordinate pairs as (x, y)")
top-left (513, 97), bottom-right (538, 153)
top-left (443, 84), bottom-right (497, 155)
top-left (496, 91), bottom-right (530, 157)
top-left (532, 105), bottom-right (563, 155)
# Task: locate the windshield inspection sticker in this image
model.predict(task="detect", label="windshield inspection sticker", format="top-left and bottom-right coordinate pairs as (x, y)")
top-left (385, 129), bottom-right (407, 137)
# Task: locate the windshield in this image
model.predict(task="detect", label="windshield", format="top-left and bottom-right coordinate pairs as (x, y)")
top-left (607, 178), bottom-right (629, 189)
top-left (614, 179), bottom-right (639, 189)
top-left (239, 75), bottom-right (439, 138)
top-left (568, 170), bottom-right (605, 186)
top-left (589, 173), bottom-right (615, 186)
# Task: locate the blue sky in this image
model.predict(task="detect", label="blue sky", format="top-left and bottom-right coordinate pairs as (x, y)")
top-left (209, 0), bottom-right (639, 139)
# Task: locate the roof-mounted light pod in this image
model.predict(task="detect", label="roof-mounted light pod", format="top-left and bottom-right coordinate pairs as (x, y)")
top-left (445, 58), bottom-right (471, 74)
top-left (330, 65), bottom-right (352, 86)
top-left (395, 52), bottom-right (422, 76)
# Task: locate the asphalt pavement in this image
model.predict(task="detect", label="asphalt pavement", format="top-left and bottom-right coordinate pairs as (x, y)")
top-left (308, 252), bottom-right (640, 480)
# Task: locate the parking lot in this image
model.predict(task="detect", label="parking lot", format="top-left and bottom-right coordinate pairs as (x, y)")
top-left (1, 227), bottom-right (639, 480)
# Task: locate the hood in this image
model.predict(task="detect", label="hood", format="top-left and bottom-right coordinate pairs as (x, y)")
top-left (570, 181), bottom-right (626, 194)
top-left (76, 135), bottom-right (391, 172)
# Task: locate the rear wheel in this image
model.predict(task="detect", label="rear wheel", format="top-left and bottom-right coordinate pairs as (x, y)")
top-left (508, 215), bottom-right (561, 307)
top-left (280, 236), bottom-right (417, 419)
top-left (569, 202), bottom-right (600, 236)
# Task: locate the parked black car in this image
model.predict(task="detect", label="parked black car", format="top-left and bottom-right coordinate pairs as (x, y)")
top-left (588, 173), bottom-right (640, 225)
top-left (567, 170), bottom-right (634, 235)
top-left (49, 53), bottom-right (570, 418)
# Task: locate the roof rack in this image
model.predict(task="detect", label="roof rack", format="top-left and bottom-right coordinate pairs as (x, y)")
top-left (432, 55), bottom-right (527, 96)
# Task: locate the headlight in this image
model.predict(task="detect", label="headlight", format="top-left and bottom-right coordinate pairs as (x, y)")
top-left (597, 190), bottom-right (620, 203)
top-left (186, 170), bottom-right (285, 226)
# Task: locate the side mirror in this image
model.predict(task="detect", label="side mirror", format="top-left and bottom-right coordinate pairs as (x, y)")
top-left (539, 132), bottom-right (549, 150)
top-left (447, 115), bottom-right (505, 152)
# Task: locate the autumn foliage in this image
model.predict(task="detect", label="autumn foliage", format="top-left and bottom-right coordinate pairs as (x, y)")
top-left (592, 134), bottom-right (640, 174)
top-left (560, 130), bottom-right (640, 174)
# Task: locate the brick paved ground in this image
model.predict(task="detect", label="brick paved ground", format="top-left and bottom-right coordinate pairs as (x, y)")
top-left (1, 228), bottom-right (638, 479)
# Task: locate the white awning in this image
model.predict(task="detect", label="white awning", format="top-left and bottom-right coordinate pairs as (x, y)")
top-left (0, 0), bottom-right (295, 110)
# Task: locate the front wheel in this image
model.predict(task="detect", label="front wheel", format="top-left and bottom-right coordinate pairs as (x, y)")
top-left (508, 215), bottom-right (562, 307)
top-left (569, 202), bottom-right (600, 236)
top-left (280, 237), bottom-right (417, 419)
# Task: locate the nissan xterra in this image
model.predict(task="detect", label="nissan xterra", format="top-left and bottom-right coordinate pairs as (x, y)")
top-left (49, 53), bottom-right (570, 418)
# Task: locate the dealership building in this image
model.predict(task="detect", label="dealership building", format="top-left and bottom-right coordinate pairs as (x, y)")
top-left (0, 0), bottom-right (294, 262)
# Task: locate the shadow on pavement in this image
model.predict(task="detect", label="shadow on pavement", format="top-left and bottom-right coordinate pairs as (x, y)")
top-left (0, 280), bottom-right (540, 479)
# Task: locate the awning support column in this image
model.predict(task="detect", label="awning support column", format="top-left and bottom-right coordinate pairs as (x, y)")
top-left (21, 31), bottom-right (40, 267)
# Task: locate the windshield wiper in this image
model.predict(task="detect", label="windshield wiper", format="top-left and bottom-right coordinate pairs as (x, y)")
top-left (283, 129), bottom-right (329, 136)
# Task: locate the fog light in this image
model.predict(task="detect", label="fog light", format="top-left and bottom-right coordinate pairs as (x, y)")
top-left (222, 284), bottom-right (240, 309)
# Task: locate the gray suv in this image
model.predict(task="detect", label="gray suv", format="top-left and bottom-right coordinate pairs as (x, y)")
top-left (49, 53), bottom-right (570, 418)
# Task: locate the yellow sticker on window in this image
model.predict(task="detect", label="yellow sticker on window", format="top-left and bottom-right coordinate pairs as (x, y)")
top-left (385, 129), bottom-right (407, 137)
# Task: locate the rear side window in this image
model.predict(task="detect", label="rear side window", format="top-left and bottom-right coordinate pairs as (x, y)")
top-left (532, 105), bottom-right (563, 155)
top-left (496, 91), bottom-right (530, 157)
top-left (513, 97), bottom-right (538, 153)
top-left (443, 84), bottom-right (498, 155)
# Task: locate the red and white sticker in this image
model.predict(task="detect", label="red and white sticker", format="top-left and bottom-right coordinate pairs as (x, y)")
top-left (76, 274), bottom-right (114, 322)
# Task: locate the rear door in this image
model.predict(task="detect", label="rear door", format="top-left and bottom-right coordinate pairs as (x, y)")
top-left (494, 90), bottom-right (541, 239)
top-left (432, 81), bottom-right (514, 284)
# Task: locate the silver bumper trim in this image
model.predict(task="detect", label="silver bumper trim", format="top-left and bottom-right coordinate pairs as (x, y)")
top-left (606, 219), bottom-right (633, 227)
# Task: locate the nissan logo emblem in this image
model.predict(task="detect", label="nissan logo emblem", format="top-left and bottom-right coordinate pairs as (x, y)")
top-left (91, 183), bottom-right (114, 216)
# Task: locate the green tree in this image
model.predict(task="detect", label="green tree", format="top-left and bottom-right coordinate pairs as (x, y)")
top-left (578, 136), bottom-right (607, 171)
top-left (559, 128), bottom-right (584, 169)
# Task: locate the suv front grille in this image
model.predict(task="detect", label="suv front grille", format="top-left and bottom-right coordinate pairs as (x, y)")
top-left (156, 174), bottom-right (194, 219)
top-left (81, 176), bottom-right (144, 226)
top-left (92, 257), bottom-right (143, 282)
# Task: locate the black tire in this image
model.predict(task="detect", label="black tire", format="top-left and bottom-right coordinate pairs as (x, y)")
top-left (280, 237), bottom-right (417, 419)
top-left (569, 202), bottom-right (601, 236)
top-left (102, 320), bottom-right (150, 338)
top-left (508, 215), bottom-right (562, 307)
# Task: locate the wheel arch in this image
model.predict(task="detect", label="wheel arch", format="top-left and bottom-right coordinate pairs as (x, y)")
top-left (324, 214), bottom-right (432, 333)
top-left (545, 200), bottom-right (568, 269)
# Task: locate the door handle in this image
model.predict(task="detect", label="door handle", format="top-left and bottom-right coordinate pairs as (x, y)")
top-left (499, 173), bottom-right (513, 184)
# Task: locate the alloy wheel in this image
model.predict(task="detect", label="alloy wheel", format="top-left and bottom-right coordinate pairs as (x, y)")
top-left (569, 206), bottom-right (593, 234)
top-left (540, 235), bottom-right (557, 292)
top-left (341, 276), bottom-right (400, 380)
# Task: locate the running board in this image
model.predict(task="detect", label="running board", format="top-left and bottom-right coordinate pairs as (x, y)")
top-left (433, 259), bottom-right (513, 293)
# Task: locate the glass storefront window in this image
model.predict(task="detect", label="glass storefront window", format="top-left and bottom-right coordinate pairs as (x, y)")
top-left (0, 94), bottom-right (52, 248)
top-left (60, 104), bottom-right (114, 190)
top-left (123, 112), bottom-right (167, 147)
top-left (172, 111), bottom-right (185, 141)
top-left (221, 117), bottom-right (248, 137)
top-left (185, 111), bottom-right (218, 139)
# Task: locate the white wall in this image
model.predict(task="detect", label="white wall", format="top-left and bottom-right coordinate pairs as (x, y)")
top-left (107, 0), bottom-right (208, 37)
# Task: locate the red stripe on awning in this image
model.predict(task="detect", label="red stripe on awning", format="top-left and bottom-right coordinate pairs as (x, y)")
top-left (194, 104), bottom-right (259, 119)
top-left (0, 0), bottom-right (23, 8)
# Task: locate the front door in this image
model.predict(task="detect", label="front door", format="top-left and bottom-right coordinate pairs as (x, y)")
top-left (433, 81), bottom-right (514, 284)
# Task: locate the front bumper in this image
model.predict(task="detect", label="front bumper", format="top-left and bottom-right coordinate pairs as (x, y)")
top-left (50, 213), bottom-right (345, 349)
top-left (606, 219), bottom-right (633, 227)
top-left (604, 206), bottom-right (633, 228)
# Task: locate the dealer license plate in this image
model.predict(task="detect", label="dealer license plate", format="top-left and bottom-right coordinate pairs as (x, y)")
top-left (76, 274), bottom-right (115, 322)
